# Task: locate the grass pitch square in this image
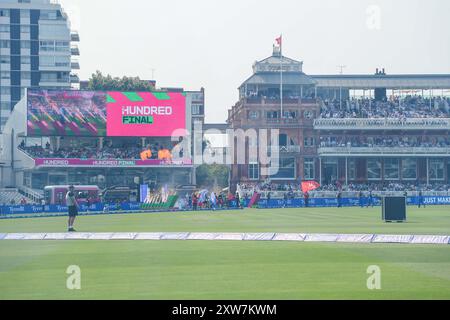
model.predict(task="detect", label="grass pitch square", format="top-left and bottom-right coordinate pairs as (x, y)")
top-left (0, 206), bottom-right (449, 300)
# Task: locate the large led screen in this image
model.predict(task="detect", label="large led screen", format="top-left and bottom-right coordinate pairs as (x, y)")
top-left (27, 90), bottom-right (186, 137)
top-left (27, 90), bottom-right (107, 136)
top-left (105, 91), bottom-right (186, 137)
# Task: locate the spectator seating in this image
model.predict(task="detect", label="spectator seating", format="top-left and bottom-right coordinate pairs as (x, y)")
top-left (0, 189), bottom-right (33, 206)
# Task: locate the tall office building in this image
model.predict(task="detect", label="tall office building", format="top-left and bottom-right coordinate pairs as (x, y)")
top-left (0, 0), bottom-right (79, 131)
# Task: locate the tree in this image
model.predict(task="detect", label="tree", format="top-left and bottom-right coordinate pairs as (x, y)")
top-left (86, 71), bottom-right (155, 91)
top-left (196, 164), bottom-right (229, 189)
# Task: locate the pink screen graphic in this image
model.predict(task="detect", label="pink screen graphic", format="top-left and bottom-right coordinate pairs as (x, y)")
top-left (106, 92), bottom-right (186, 137)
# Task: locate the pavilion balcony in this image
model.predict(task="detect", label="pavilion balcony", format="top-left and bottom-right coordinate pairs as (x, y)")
top-left (266, 118), bottom-right (300, 125)
top-left (243, 97), bottom-right (317, 105)
top-left (317, 146), bottom-right (450, 157)
top-left (314, 118), bottom-right (450, 130)
top-left (264, 145), bottom-right (302, 154)
top-left (71, 31), bottom-right (80, 42)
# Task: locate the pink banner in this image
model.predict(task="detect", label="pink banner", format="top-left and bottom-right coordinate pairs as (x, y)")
top-left (35, 158), bottom-right (193, 168)
top-left (106, 92), bottom-right (186, 137)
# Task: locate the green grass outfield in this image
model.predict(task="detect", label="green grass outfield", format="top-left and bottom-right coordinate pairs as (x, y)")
top-left (0, 206), bottom-right (450, 299)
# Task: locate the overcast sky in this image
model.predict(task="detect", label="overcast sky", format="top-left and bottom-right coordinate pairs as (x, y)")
top-left (60, 0), bottom-right (450, 123)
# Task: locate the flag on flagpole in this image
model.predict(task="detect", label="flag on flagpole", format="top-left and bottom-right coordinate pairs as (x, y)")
top-left (275, 35), bottom-right (282, 47)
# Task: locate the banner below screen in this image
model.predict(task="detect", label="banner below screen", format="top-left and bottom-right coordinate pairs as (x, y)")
top-left (34, 158), bottom-right (193, 167)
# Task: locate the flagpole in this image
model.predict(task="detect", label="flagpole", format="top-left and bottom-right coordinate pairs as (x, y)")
top-left (280, 34), bottom-right (283, 120)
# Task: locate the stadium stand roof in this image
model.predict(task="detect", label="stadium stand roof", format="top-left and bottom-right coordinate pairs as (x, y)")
top-left (240, 72), bottom-right (317, 88)
top-left (311, 74), bottom-right (450, 89)
top-left (239, 50), bottom-right (450, 90)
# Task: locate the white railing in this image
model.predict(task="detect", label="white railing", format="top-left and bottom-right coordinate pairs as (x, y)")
top-left (318, 147), bottom-right (450, 155)
top-left (314, 118), bottom-right (450, 130)
top-left (18, 186), bottom-right (43, 203)
top-left (17, 148), bottom-right (36, 160)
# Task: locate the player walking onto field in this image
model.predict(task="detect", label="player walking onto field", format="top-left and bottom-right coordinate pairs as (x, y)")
top-left (66, 185), bottom-right (79, 232)
top-left (304, 191), bottom-right (309, 207)
top-left (358, 191), bottom-right (364, 208)
top-left (366, 190), bottom-right (374, 208)
top-left (418, 190), bottom-right (425, 208)
top-left (336, 191), bottom-right (342, 208)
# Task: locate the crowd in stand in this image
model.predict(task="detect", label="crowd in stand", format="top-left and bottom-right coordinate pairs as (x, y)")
top-left (246, 92), bottom-right (313, 101)
top-left (320, 96), bottom-right (450, 119)
top-left (238, 181), bottom-right (450, 195)
top-left (19, 141), bottom-right (181, 161)
top-left (315, 182), bottom-right (450, 192)
top-left (319, 136), bottom-right (450, 148)
top-left (238, 182), bottom-right (301, 193)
